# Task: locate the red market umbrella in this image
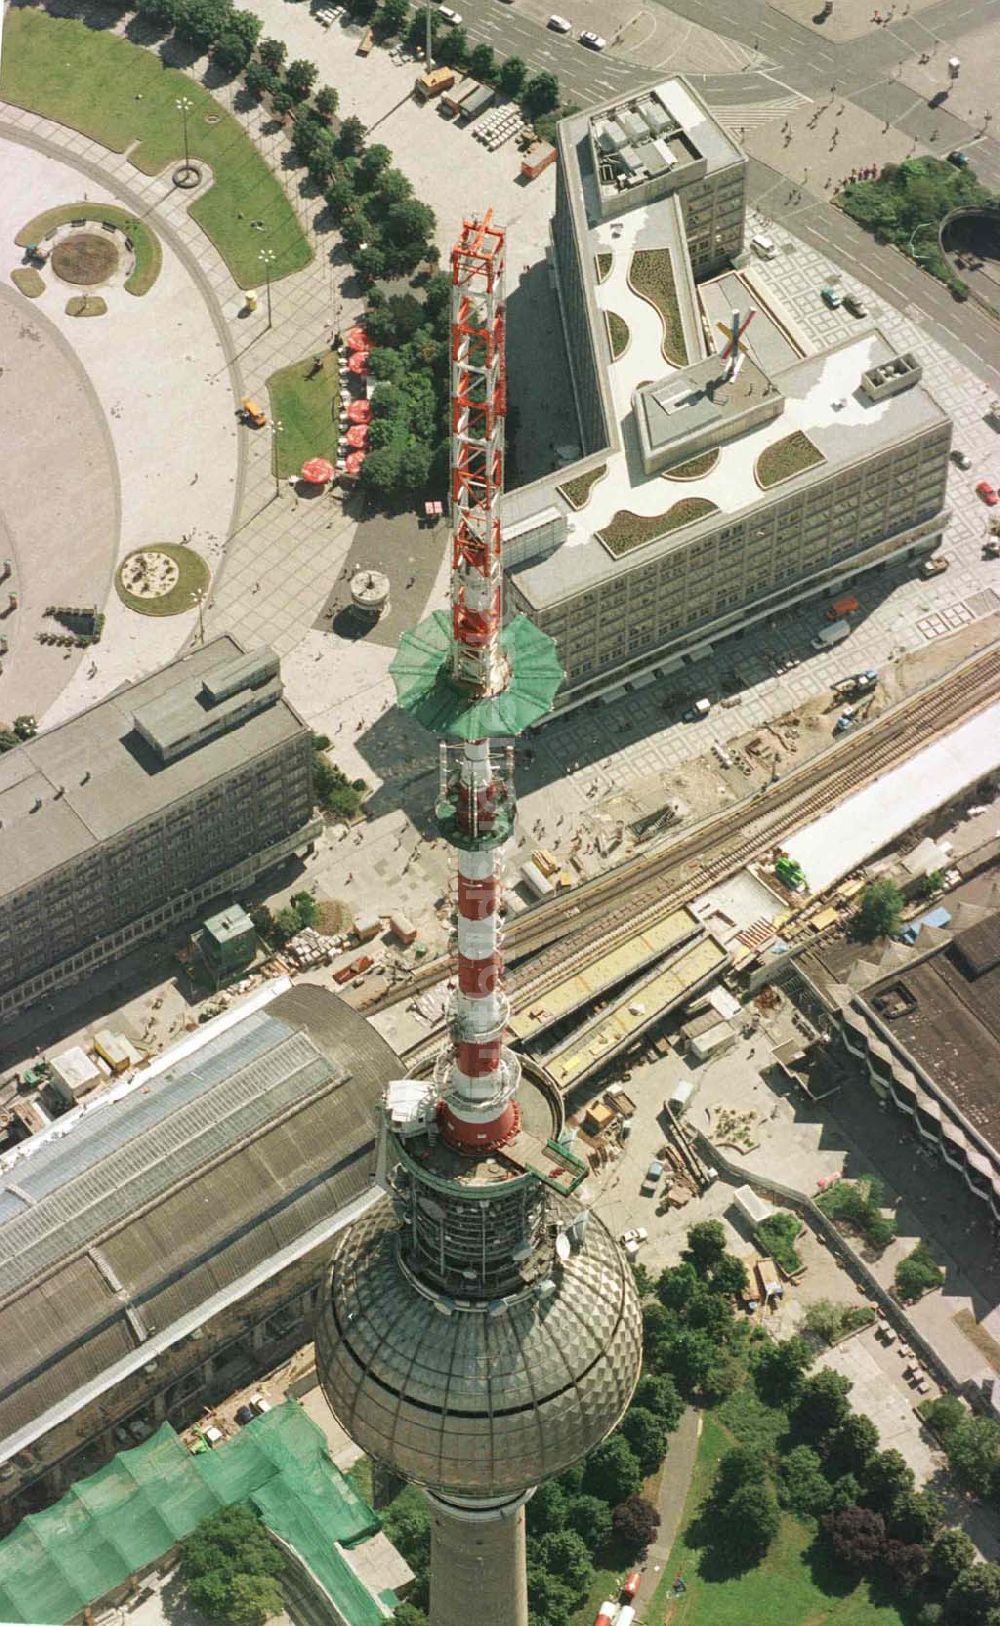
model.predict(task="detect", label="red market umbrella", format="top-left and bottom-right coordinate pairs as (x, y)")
top-left (346, 425), bottom-right (370, 450)
top-left (346, 325), bottom-right (371, 352)
top-left (301, 457), bottom-right (335, 485)
top-left (345, 451), bottom-right (367, 478)
top-left (347, 399), bottom-right (372, 425)
top-left (347, 352), bottom-right (370, 377)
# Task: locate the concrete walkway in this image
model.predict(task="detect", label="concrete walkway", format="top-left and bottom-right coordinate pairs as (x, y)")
top-left (639, 1408), bottom-right (701, 1616)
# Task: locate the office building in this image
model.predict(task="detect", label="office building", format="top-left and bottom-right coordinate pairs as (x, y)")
top-left (0, 638), bottom-right (321, 1018)
top-left (501, 79), bottom-right (951, 706)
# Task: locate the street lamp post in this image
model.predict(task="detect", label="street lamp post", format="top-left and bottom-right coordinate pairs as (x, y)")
top-left (259, 247), bottom-right (276, 330)
top-left (272, 418), bottom-right (284, 499)
top-left (175, 95), bottom-right (194, 181)
top-left (195, 588), bottom-right (206, 647)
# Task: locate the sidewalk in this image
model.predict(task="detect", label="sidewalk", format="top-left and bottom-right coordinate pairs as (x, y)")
top-left (640, 1409), bottom-right (701, 1617)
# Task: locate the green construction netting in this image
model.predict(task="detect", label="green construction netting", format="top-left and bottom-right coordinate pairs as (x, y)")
top-left (391, 610), bottom-right (564, 739)
top-left (0, 1402), bottom-right (383, 1625)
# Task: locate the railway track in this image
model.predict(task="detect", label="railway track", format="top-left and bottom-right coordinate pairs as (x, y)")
top-left (387, 642), bottom-right (1000, 1063)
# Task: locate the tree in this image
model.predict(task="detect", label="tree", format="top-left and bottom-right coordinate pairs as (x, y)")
top-left (314, 84), bottom-right (339, 119)
top-left (882, 1538), bottom-right (928, 1593)
top-left (391, 1605), bottom-right (427, 1626)
top-left (621, 1407), bottom-right (669, 1476)
top-left (210, 12), bottom-right (261, 76)
top-left (778, 1445), bottom-right (832, 1519)
top-left (853, 878), bottom-right (904, 942)
top-left (175, 0), bottom-right (234, 51)
top-left (384, 198), bottom-right (436, 250)
top-left (889, 1488), bottom-right (944, 1544)
top-left (498, 56), bottom-right (527, 96)
top-left (921, 1394), bottom-right (965, 1444)
top-left (522, 70), bottom-right (559, 118)
top-left (928, 1528), bottom-right (978, 1588)
top-left (894, 1241), bottom-right (945, 1302)
top-left (382, 1498), bottom-right (431, 1571)
top-left (709, 1253), bottom-right (749, 1298)
top-left (289, 890), bottom-right (318, 928)
top-left (825, 1413), bottom-right (880, 1478)
top-left (437, 24), bottom-right (469, 66)
top-left (135, 0), bottom-right (186, 28)
top-left (269, 88), bottom-right (295, 120)
top-left (632, 1373), bottom-right (683, 1432)
top-left (243, 61), bottom-right (277, 101)
top-left (323, 177), bottom-right (356, 221)
top-left (656, 1261), bottom-right (698, 1311)
top-left (468, 41), bottom-right (496, 81)
top-left (611, 1495), bottom-right (660, 1557)
top-left (751, 1335), bottom-right (811, 1405)
top-left (861, 1449), bottom-right (915, 1516)
top-left (666, 1328), bottom-right (718, 1397)
top-left (944, 1562), bottom-right (1000, 1626)
top-left (946, 1415), bottom-right (1000, 1498)
top-left (564, 1494), bottom-right (612, 1550)
top-left (526, 1568), bottom-right (575, 1626)
top-left (793, 1369), bottom-right (852, 1442)
top-left (379, 0), bottom-right (410, 32)
top-left (337, 115), bottom-right (367, 157)
top-left (682, 1221), bottom-right (728, 1277)
top-left (535, 1530), bottom-right (593, 1600)
top-left (582, 1435), bottom-right (641, 1506)
top-left (257, 36), bottom-right (286, 71)
top-left (821, 1505), bottom-right (886, 1574)
top-left (712, 1445), bottom-right (768, 1505)
top-left (720, 1481), bottom-right (780, 1565)
top-left (285, 57), bottom-right (319, 101)
top-left (526, 1480), bottom-right (567, 1535)
top-left (359, 142), bottom-right (393, 188)
top-left (803, 1299), bottom-right (850, 1345)
top-left (226, 1573), bottom-right (285, 1625)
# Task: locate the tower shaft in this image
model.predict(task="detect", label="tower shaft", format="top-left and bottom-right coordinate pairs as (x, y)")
top-left (428, 1497), bottom-right (529, 1626)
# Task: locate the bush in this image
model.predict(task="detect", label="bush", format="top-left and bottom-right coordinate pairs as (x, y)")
top-left (894, 1241), bottom-right (945, 1302)
top-left (803, 1299), bottom-right (877, 1345)
top-left (754, 1210), bottom-right (804, 1275)
top-left (611, 1495), bottom-right (660, 1556)
top-left (815, 1177), bottom-right (897, 1252)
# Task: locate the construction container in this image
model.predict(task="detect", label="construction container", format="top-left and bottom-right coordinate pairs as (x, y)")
top-left (442, 77), bottom-right (479, 115)
top-left (49, 1045), bottom-right (102, 1105)
top-left (389, 913), bottom-right (417, 947)
top-left (93, 1028), bottom-right (131, 1074)
top-left (460, 83), bottom-right (495, 121)
top-left (583, 1101), bottom-right (616, 1136)
top-left (733, 1184), bottom-right (772, 1228)
top-left (354, 913), bottom-right (382, 943)
top-left (520, 141), bottom-right (557, 180)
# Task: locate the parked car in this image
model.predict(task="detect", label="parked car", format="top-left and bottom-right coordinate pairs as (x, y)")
top-left (919, 554), bottom-right (950, 579)
top-left (843, 293), bottom-right (867, 317)
top-left (580, 29), bottom-right (607, 47)
top-left (642, 1159), bottom-right (664, 1192)
top-left (976, 480), bottom-right (998, 506)
top-left (620, 1227), bottom-right (649, 1255)
top-left (235, 1404), bottom-right (256, 1427)
top-left (948, 149), bottom-right (970, 167)
top-left (438, 4), bottom-right (462, 21)
top-left (834, 708), bottom-right (857, 734)
top-left (821, 284), bottom-right (842, 308)
top-left (951, 448), bottom-right (973, 470)
top-left (547, 12), bottom-right (572, 28)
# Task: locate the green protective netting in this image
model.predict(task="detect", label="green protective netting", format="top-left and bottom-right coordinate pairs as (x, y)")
top-left (0, 1402), bottom-right (384, 1625)
top-left (391, 609), bottom-right (564, 739)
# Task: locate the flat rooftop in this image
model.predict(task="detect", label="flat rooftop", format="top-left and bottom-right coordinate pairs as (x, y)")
top-left (510, 328), bottom-right (949, 607)
top-left (0, 637), bottom-right (305, 896)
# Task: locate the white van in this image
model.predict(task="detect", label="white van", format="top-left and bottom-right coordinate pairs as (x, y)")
top-left (811, 618), bottom-right (852, 651)
top-left (750, 234), bottom-right (777, 260)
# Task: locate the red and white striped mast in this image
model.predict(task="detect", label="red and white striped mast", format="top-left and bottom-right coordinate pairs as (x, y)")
top-left (435, 211), bottom-right (519, 1155)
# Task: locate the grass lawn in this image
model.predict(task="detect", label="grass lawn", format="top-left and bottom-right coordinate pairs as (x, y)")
top-left (606, 310), bottom-right (630, 360)
top-left (115, 545), bottom-right (210, 616)
top-left (954, 1307), bottom-right (1000, 1371)
top-left (664, 450), bottom-right (719, 481)
top-left (267, 350), bottom-right (341, 478)
top-left (10, 267), bottom-right (44, 297)
top-left (598, 498), bottom-right (716, 557)
top-left (596, 251), bottom-right (613, 283)
top-left (16, 203), bottom-right (162, 295)
top-left (755, 430), bottom-right (823, 489)
top-left (1, 10), bottom-right (311, 288)
top-left (628, 248), bottom-right (688, 366)
top-left (656, 1415), bottom-right (905, 1626)
top-left (558, 463), bottom-right (607, 510)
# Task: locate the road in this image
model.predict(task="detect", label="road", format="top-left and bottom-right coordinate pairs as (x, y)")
top-left (437, 0), bottom-right (1000, 378)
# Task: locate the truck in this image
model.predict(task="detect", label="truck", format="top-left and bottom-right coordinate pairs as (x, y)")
top-left (826, 593), bottom-right (859, 620)
top-left (811, 618), bottom-right (851, 651)
top-left (414, 65), bottom-right (456, 100)
top-left (833, 668), bottom-right (878, 699)
top-left (459, 82), bottom-right (495, 121)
